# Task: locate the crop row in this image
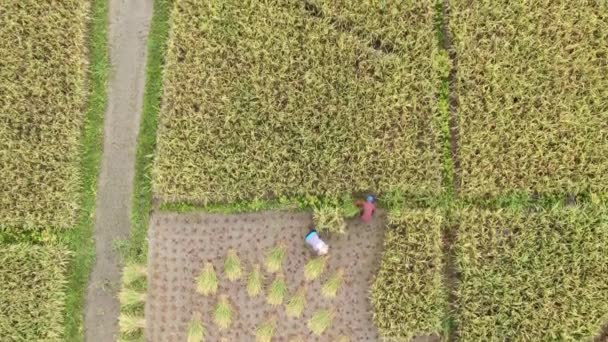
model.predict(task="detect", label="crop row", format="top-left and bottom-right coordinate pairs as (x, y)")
top-left (450, 1), bottom-right (608, 198)
top-left (455, 207), bottom-right (608, 341)
top-left (152, 0), bottom-right (444, 205)
top-left (371, 208), bottom-right (608, 340)
top-left (0, 0), bottom-right (89, 231)
top-left (154, 1), bottom-right (608, 204)
top-left (308, 0), bottom-right (436, 54)
top-left (0, 243), bottom-right (70, 340)
top-left (370, 209), bottom-right (446, 340)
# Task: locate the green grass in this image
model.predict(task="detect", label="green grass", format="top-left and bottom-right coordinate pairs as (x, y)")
top-left (128, 0), bottom-right (173, 263)
top-left (370, 210), bottom-right (447, 340)
top-left (455, 207), bottom-right (608, 341)
top-left (0, 244), bottom-right (70, 340)
top-left (60, 0), bottom-right (108, 339)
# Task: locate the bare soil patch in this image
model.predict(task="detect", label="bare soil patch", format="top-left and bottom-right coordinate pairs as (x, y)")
top-left (146, 210), bottom-right (386, 341)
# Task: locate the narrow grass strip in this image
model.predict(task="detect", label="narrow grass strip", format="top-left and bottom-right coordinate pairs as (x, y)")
top-left (61, 0), bottom-right (108, 339)
top-left (117, 1), bottom-right (172, 341)
top-left (128, 0), bottom-right (172, 263)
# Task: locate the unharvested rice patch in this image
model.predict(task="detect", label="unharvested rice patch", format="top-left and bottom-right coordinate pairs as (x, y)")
top-left (371, 209), bottom-right (447, 340)
top-left (450, 1), bottom-right (608, 197)
top-left (0, 0), bottom-right (88, 230)
top-left (308, 0), bottom-right (436, 54)
top-left (153, 0), bottom-right (444, 204)
top-left (146, 211), bottom-right (385, 341)
top-left (455, 207), bottom-right (608, 341)
top-left (0, 243), bottom-right (70, 340)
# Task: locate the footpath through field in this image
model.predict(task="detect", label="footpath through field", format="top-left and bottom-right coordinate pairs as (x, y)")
top-left (85, 0), bottom-right (153, 341)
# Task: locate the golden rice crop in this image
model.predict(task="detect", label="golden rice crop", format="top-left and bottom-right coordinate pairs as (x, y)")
top-left (153, 0), bottom-right (444, 204)
top-left (450, 1), bottom-right (608, 197)
top-left (370, 210), bottom-right (446, 340)
top-left (0, 243), bottom-right (69, 340)
top-left (0, 0), bottom-right (89, 231)
top-left (454, 207), bottom-right (608, 341)
top-left (309, 0), bottom-right (435, 53)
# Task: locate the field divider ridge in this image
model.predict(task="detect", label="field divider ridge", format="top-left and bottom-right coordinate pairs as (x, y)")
top-left (437, 0), bottom-right (460, 340)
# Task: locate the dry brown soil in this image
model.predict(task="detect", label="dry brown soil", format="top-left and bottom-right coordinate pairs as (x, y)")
top-left (146, 210), bottom-right (387, 341)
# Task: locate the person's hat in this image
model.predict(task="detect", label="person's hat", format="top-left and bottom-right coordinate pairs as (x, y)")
top-left (366, 195), bottom-right (375, 203)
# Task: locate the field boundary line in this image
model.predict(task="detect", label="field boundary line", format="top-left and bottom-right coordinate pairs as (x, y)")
top-left (128, 0), bottom-right (172, 263)
top-left (442, 219), bottom-right (459, 342)
top-left (437, 1), bottom-right (460, 341)
top-left (440, 0), bottom-right (461, 195)
top-left (114, 1), bottom-right (172, 340)
top-left (61, 0), bottom-right (109, 339)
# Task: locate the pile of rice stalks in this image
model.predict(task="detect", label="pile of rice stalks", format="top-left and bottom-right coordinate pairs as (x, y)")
top-left (118, 261), bottom-right (148, 340)
top-left (0, 244), bottom-right (70, 340)
top-left (450, 1), bottom-right (608, 197)
top-left (455, 207), bottom-right (608, 341)
top-left (153, 0), bottom-right (444, 204)
top-left (0, 0), bottom-right (88, 231)
top-left (313, 206), bottom-right (347, 234)
top-left (370, 210), bottom-right (446, 340)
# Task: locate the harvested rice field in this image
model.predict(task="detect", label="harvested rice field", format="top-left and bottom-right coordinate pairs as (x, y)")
top-left (146, 211), bottom-right (386, 341)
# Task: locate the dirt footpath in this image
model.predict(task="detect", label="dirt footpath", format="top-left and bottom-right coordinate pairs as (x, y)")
top-left (146, 211), bottom-right (386, 341)
top-left (85, 0), bottom-right (152, 341)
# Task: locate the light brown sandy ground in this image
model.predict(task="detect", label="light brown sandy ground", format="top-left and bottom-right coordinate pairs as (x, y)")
top-left (146, 210), bottom-right (387, 341)
top-left (85, 0), bottom-right (152, 341)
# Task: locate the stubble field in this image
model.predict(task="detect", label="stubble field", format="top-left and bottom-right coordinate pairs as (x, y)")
top-left (146, 211), bottom-right (386, 341)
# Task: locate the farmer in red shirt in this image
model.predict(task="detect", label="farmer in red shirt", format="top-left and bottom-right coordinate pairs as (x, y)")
top-left (356, 195), bottom-right (376, 222)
